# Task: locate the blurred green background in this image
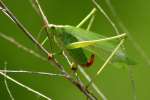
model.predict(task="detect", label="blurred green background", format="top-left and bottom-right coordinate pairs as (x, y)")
top-left (0, 0), bottom-right (150, 100)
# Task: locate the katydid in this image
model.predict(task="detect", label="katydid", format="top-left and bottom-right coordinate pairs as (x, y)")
top-left (30, 0), bottom-right (133, 69)
top-left (44, 24), bottom-right (127, 68)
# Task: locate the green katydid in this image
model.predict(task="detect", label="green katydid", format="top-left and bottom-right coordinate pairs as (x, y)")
top-left (30, 0), bottom-right (133, 71)
top-left (32, 0), bottom-right (136, 99)
top-left (42, 24), bottom-right (128, 69)
top-left (30, 0), bottom-right (134, 70)
top-left (28, 0), bottom-right (130, 70)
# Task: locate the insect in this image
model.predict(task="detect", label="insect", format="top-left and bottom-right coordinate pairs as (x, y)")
top-left (0, 0), bottom-right (131, 70)
top-left (29, 0), bottom-right (133, 71)
top-left (43, 24), bottom-right (127, 70)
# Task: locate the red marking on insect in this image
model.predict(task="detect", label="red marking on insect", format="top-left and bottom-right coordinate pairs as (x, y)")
top-left (82, 54), bottom-right (95, 68)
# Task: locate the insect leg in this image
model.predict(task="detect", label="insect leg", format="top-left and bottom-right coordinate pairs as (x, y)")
top-left (76, 8), bottom-right (97, 28)
top-left (86, 39), bottom-right (125, 88)
top-left (86, 13), bottom-right (96, 31)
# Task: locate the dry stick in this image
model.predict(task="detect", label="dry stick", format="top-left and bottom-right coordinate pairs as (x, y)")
top-left (62, 52), bottom-right (98, 100)
top-left (0, 31), bottom-right (96, 100)
top-left (4, 62), bottom-right (15, 100)
top-left (105, 1), bottom-right (137, 100)
top-left (31, 0), bottom-right (98, 99)
top-left (0, 69), bottom-right (65, 77)
top-left (78, 66), bottom-right (107, 100)
top-left (0, 71), bottom-right (52, 100)
top-left (0, 32), bottom-right (64, 77)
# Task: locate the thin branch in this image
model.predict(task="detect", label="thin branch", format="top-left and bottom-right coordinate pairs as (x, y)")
top-left (0, 0), bottom-right (64, 71)
top-left (0, 69), bottom-right (64, 77)
top-left (64, 75), bottom-right (98, 100)
top-left (78, 66), bottom-right (107, 100)
top-left (0, 1), bottom-right (49, 56)
top-left (4, 62), bottom-right (15, 100)
top-left (1, 0), bottom-right (98, 99)
top-left (0, 71), bottom-right (52, 100)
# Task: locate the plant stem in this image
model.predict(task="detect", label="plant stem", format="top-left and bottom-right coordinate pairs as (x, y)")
top-left (0, 71), bottom-right (52, 100)
top-left (0, 69), bottom-right (65, 77)
top-left (0, 0), bottom-right (63, 71)
top-left (78, 66), bottom-right (107, 100)
top-left (4, 62), bottom-right (15, 100)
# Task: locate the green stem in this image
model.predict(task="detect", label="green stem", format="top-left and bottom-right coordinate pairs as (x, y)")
top-left (0, 71), bottom-right (52, 100)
